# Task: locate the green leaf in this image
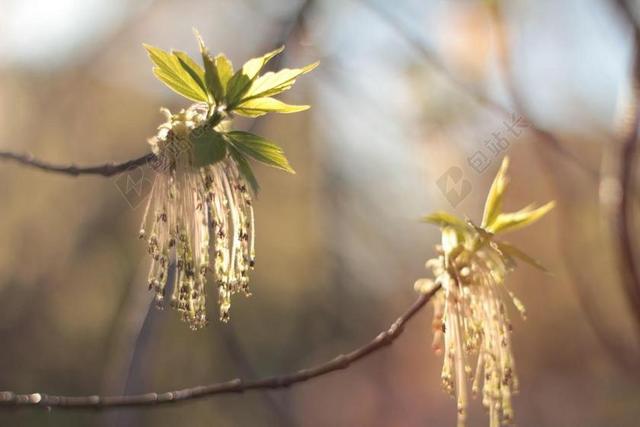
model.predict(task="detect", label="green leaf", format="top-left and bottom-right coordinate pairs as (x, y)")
top-left (244, 62), bottom-right (319, 100)
top-left (173, 50), bottom-right (208, 99)
top-left (228, 144), bottom-right (260, 194)
top-left (481, 156), bottom-right (510, 228)
top-left (422, 211), bottom-right (470, 232)
top-left (225, 46), bottom-right (285, 108)
top-left (487, 201), bottom-right (555, 234)
top-left (235, 97), bottom-right (310, 117)
top-left (143, 44), bottom-right (209, 102)
top-left (215, 54), bottom-right (234, 92)
top-left (494, 241), bottom-right (549, 273)
top-left (225, 130), bottom-right (295, 174)
top-left (190, 126), bottom-right (227, 167)
top-left (203, 53), bottom-right (223, 104)
top-left (193, 31), bottom-right (224, 104)
top-left (241, 46), bottom-right (284, 80)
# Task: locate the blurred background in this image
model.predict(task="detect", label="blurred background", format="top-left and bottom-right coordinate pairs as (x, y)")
top-left (1, 0), bottom-right (640, 425)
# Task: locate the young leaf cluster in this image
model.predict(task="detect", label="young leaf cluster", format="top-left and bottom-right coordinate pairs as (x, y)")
top-left (143, 31), bottom-right (318, 193)
top-left (423, 156), bottom-right (555, 272)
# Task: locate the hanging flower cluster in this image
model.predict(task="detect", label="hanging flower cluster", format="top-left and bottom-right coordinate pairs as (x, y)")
top-left (139, 32), bottom-right (317, 329)
top-left (414, 157), bottom-right (554, 427)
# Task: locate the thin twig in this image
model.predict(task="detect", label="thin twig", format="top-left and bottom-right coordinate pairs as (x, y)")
top-left (0, 284), bottom-right (440, 409)
top-left (0, 151), bottom-right (154, 177)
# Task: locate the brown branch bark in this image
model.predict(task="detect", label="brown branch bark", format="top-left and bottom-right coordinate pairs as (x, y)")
top-left (0, 151), bottom-right (153, 177)
top-left (0, 285), bottom-right (440, 410)
top-left (610, 0), bottom-right (640, 335)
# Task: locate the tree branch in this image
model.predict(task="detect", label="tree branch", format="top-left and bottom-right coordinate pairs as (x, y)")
top-left (0, 284), bottom-right (440, 410)
top-left (0, 151), bottom-right (154, 177)
top-left (610, 0), bottom-right (640, 336)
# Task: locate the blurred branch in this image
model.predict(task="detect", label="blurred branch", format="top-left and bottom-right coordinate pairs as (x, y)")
top-left (557, 202), bottom-right (640, 373)
top-left (609, 0), bottom-right (640, 334)
top-left (220, 323), bottom-right (295, 426)
top-left (0, 284), bottom-right (440, 409)
top-left (107, 262), bottom-right (175, 426)
top-left (269, 0), bottom-right (313, 49)
top-left (491, 0), bottom-right (640, 363)
top-left (101, 260), bottom-right (157, 394)
top-left (0, 151), bottom-right (153, 177)
top-left (361, 1), bottom-right (599, 178)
